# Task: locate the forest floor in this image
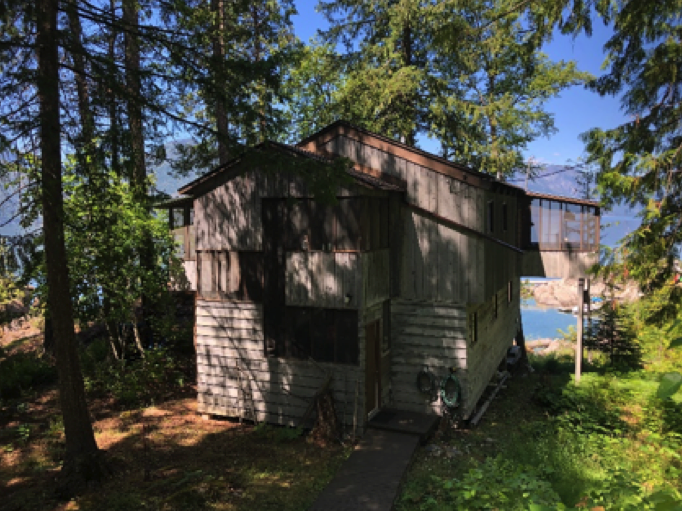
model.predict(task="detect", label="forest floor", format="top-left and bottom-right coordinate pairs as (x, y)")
top-left (0, 334), bottom-right (349, 511)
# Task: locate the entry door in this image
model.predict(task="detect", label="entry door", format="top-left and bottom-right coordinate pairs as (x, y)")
top-left (365, 320), bottom-right (381, 418)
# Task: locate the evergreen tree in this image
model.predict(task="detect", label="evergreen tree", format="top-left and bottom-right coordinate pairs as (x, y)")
top-left (315, 0), bottom-right (590, 177)
top-left (583, 0), bottom-right (682, 323)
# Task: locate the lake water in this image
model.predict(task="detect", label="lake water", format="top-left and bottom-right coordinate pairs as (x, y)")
top-left (521, 298), bottom-right (577, 340)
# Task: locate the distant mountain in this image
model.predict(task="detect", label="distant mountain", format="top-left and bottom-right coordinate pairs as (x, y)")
top-left (509, 165), bottom-right (641, 248)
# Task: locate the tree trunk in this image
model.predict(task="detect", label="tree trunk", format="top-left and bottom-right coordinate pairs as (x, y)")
top-left (401, 22), bottom-right (416, 147)
top-left (66, 1), bottom-right (95, 157)
top-left (212, 0), bottom-right (229, 164)
top-left (109, 0), bottom-right (121, 176)
top-left (123, 0), bottom-right (155, 350)
top-left (36, 0), bottom-right (110, 496)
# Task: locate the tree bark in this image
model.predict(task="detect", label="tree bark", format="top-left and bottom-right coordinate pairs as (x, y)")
top-left (123, 0), bottom-right (155, 349)
top-left (36, 0), bottom-right (110, 496)
top-left (212, 0), bottom-right (229, 164)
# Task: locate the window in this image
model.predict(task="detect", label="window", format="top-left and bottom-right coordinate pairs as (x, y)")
top-left (502, 203), bottom-right (508, 232)
top-left (528, 198), bottom-right (599, 250)
top-left (275, 307), bottom-right (359, 364)
top-left (197, 251), bottom-right (263, 301)
top-left (487, 201), bottom-right (494, 233)
top-left (170, 205), bottom-right (195, 260)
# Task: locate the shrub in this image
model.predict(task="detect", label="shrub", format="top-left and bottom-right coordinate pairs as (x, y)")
top-left (0, 352), bottom-right (57, 399)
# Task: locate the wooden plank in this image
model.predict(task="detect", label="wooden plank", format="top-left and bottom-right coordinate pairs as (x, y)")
top-left (196, 315), bottom-right (262, 329)
top-left (197, 300), bottom-right (261, 311)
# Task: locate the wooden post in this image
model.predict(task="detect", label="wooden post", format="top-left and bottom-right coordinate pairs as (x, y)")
top-left (585, 278), bottom-right (591, 364)
top-left (575, 278), bottom-right (585, 384)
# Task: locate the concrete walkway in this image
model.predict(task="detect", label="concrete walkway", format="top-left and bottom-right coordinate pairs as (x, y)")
top-left (308, 429), bottom-right (420, 511)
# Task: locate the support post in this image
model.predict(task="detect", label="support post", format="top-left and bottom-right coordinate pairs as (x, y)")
top-left (585, 278), bottom-right (591, 364)
top-left (575, 278), bottom-right (585, 384)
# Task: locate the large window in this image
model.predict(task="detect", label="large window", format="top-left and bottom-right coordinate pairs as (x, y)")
top-left (274, 307), bottom-right (359, 364)
top-left (528, 198), bottom-right (599, 251)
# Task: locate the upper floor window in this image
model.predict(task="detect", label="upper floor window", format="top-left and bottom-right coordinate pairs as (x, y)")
top-left (502, 203), bottom-right (508, 231)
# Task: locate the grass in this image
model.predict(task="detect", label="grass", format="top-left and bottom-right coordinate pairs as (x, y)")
top-left (0, 335), bottom-right (350, 511)
top-left (397, 353), bottom-right (682, 511)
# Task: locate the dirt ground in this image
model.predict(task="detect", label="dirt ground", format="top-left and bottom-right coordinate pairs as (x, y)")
top-left (0, 335), bottom-right (348, 511)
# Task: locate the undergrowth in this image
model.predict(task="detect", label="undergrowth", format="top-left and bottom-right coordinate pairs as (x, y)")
top-left (399, 353), bottom-right (682, 511)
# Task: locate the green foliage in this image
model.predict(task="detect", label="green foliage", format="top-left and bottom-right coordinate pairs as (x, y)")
top-left (313, 0), bottom-right (590, 177)
top-left (253, 423), bottom-right (304, 443)
top-left (423, 457), bottom-right (564, 510)
top-left (81, 343), bottom-right (188, 409)
top-left (0, 351), bottom-right (57, 400)
top-left (583, 0), bottom-right (682, 322)
top-left (586, 300), bottom-right (642, 370)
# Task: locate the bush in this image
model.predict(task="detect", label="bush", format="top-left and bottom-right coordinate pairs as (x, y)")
top-left (0, 352), bottom-right (57, 399)
top-left (81, 344), bottom-right (188, 408)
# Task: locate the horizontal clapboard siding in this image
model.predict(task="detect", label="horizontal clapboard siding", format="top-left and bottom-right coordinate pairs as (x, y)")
top-left (389, 300), bottom-right (468, 417)
top-left (195, 299), bottom-right (365, 428)
top-left (461, 285), bottom-right (519, 419)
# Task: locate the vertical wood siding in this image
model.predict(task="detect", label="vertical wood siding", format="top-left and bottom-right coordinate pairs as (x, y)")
top-left (285, 252), bottom-right (362, 308)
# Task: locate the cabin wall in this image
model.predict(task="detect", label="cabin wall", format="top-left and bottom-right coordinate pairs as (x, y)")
top-left (285, 252), bottom-right (363, 308)
top-left (194, 168), bottom-right (359, 253)
top-left (463, 282), bottom-right (520, 418)
top-left (324, 136), bottom-right (490, 233)
top-left (196, 299), bottom-right (365, 427)
top-left (389, 300), bottom-right (468, 416)
top-left (522, 250), bottom-right (598, 278)
top-left (399, 207), bottom-right (484, 304)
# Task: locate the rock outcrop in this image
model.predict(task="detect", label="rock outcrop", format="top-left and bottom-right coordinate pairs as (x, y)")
top-left (532, 278), bottom-right (641, 307)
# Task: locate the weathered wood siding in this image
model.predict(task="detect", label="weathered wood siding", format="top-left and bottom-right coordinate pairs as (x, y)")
top-left (363, 249), bottom-right (390, 308)
top-left (522, 250), bottom-right (598, 279)
top-left (400, 208), bottom-right (485, 304)
top-left (462, 282), bottom-right (520, 418)
top-left (194, 168), bottom-right (362, 252)
top-left (324, 137), bottom-right (489, 233)
top-left (389, 300), bottom-right (468, 416)
top-left (196, 299), bottom-right (366, 427)
top-left (285, 252), bottom-right (362, 308)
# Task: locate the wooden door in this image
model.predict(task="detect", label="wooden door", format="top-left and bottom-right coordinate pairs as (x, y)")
top-left (365, 320), bottom-right (381, 418)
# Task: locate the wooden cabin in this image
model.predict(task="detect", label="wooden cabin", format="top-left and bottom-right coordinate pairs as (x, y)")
top-left (163, 121), bottom-right (600, 429)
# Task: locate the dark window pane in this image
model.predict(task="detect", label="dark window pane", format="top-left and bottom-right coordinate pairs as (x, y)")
top-left (336, 310), bottom-right (359, 364)
top-left (188, 208), bottom-right (194, 226)
top-left (502, 203), bottom-right (508, 231)
top-left (288, 307), bottom-right (311, 359)
top-left (309, 201), bottom-right (334, 251)
top-left (312, 308), bottom-right (335, 362)
top-left (238, 252), bottom-right (264, 301)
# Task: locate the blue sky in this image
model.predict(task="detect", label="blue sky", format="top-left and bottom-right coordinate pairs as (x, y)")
top-left (291, 2), bottom-right (626, 166)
